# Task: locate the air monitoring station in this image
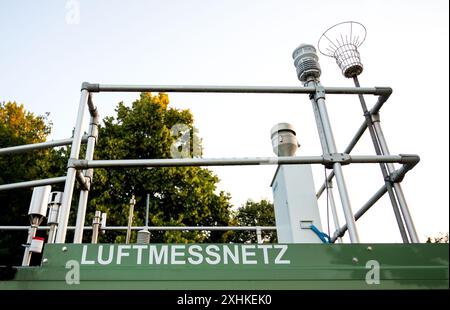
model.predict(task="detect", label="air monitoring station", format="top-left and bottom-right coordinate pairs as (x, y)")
top-left (0, 22), bottom-right (448, 290)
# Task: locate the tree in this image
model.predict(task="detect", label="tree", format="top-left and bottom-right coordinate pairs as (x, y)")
top-left (0, 94), bottom-right (234, 265)
top-left (0, 102), bottom-right (60, 265)
top-left (87, 93), bottom-right (233, 243)
top-left (426, 232), bottom-right (449, 244)
top-left (231, 199), bottom-right (277, 243)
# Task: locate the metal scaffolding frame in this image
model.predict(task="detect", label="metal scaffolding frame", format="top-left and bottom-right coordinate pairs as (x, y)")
top-left (0, 82), bottom-right (420, 244)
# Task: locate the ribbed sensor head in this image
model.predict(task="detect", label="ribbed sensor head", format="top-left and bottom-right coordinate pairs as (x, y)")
top-left (271, 123), bottom-right (300, 157)
top-left (292, 44), bottom-right (321, 83)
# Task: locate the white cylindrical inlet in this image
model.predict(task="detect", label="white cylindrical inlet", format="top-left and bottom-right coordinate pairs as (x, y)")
top-left (136, 230), bottom-right (151, 244)
top-left (100, 212), bottom-right (107, 228)
top-left (47, 205), bottom-right (60, 225)
top-left (47, 191), bottom-right (63, 225)
top-left (29, 236), bottom-right (45, 253)
top-left (270, 123), bottom-right (300, 157)
top-left (93, 211), bottom-right (101, 225)
top-left (91, 210), bottom-right (102, 244)
top-left (28, 186), bottom-right (52, 217)
top-left (48, 191), bottom-right (63, 205)
top-left (100, 212), bottom-right (107, 234)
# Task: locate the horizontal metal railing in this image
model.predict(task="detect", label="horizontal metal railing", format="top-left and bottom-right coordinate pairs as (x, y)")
top-left (0, 83), bottom-right (418, 245)
top-left (0, 225), bottom-right (276, 244)
top-left (0, 225), bottom-right (276, 231)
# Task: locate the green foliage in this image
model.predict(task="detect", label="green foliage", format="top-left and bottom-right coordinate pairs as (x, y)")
top-left (0, 102), bottom-right (59, 265)
top-left (426, 232), bottom-right (449, 244)
top-left (88, 93), bottom-right (233, 243)
top-left (231, 199), bottom-right (277, 243)
top-left (0, 102), bottom-right (51, 143)
top-left (2, 95), bottom-right (280, 265)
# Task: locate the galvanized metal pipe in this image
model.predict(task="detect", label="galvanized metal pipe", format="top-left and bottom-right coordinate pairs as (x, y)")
top-left (315, 86), bottom-right (392, 199)
top-left (0, 225), bottom-right (277, 231)
top-left (93, 84), bottom-right (386, 95)
top-left (74, 156), bottom-right (320, 168)
top-left (370, 88), bottom-right (392, 115)
top-left (331, 163), bottom-right (359, 242)
top-left (326, 180), bottom-right (342, 243)
top-left (126, 196), bottom-right (136, 244)
top-left (393, 183), bottom-right (419, 242)
top-left (330, 157), bottom-right (418, 242)
top-left (304, 82), bottom-right (343, 243)
top-left (75, 170), bottom-right (88, 190)
top-left (316, 120), bottom-right (368, 198)
top-left (87, 94), bottom-right (99, 118)
top-left (21, 219), bottom-right (39, 267)
top-left (310, 95), bottom-right (330, 155)
top-left (0, 155), bottom-right (417, 192)
top-left (74, 108), bottom-right (99, 243)
top-left (55, 89), bottom-right (89, 243)
top-left (256, 226), bottom-right (263, 244)
top-left (0, 176), bottom-right (66, 191)
top-left (373, 120), bottom-right (420, 243)
top-left (47, 224), bottom-right (57, 244)
top-left (307, 80), bottom-right (360, 243)
top-left (145, 194), bottom-right (150, 228)
top-left (353, 76), bottom-right (409, 243)
top-left (74, 191), bottom-right (89, 242)
top-left (91, 210), bottom-right (101, 244)
top-left (72, 155), bottom-right (412, 169)
top-left (0, 136), bottom-right (88, 156)
top-left (332, 184), bottom-right (388, 242)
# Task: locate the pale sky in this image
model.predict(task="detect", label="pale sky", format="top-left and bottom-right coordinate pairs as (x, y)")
top-left (0, 0), bottom-right (448, 243)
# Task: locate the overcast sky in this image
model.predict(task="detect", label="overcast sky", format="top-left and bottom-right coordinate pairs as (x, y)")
top-left (1, 0), bottom-right (448, 243)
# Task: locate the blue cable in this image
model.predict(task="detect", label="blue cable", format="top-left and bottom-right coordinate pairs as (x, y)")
top-left (310, 224), bottom-right (331, 244)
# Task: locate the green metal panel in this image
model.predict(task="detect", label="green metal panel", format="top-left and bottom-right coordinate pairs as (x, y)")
top-left (1, 243), bottom-right (448, 290)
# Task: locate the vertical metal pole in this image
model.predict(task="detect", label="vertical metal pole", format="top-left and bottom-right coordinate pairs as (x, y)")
top-left (47, 224), bottom-right (57, 244)
top-left (55, 89), bottom-right (89, 243)
top-left (372, 119), bottom-right (420, 243)
top-left (330, 164), bottom-right (359, 242)
top-left (22, 228), bottom-right (33, 266)
top-left (145, 194), bottom-right (150, 228)
top-left (305, 80), bottom-right (345, 243)
top-left (91, 210), bottom-right (101, 244)
top-left (311, 103), bottom-right (329, 155)
top-left (256, 226), bottom-right (263, 244)
top-left (22, 218), bottom-right (39, 266)
top-left (307, 79), bottom-right (360, 243)
top-left (100, 212), bottom-right (107, 235)
top-left (74, 109), bottom-right (99, 243)
top-left (126, 195), bottom-right (136, 244)
top-left (352, 76), bottom-right (410, 243)
top-left (74, 190), bottom-right (89, 243)
top-left (47, 192), bottom-right (62, 244)
top-left (327, 180), bottom-right (342, 243)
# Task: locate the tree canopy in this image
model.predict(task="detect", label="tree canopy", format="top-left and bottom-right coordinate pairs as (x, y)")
top-left (0, 102), bottom-right (59, 265)
top-left (0, 96), bottom-right (276, 265)
top-left (88, 93), bottom-right (233, 243)
top-left (426, 232), bottom-right (449, 244)
top-left (231, 199), bottom-right (277, 243)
